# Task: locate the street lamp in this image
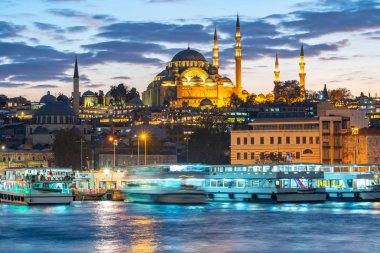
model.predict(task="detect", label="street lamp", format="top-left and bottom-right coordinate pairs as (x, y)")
top-left (108, 136), bottom-right (118, 168)
top-left (141, 134), bottom-right (147, 165)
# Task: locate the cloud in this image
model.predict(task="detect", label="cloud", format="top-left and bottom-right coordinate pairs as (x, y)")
top-left (34, 22), bottom-right (65, 33)
top-left (28, 84), bottom-right (60, 89)
top-left (81, 41), bottom-right (165, 65)
top-left (97, 22), bottom-right (212, 43)
top-left (0, 82), bottom-right (29, 88)
top-left (0, 21), bottom-right (25, 38)
top-left (112, 76), bottom-right (131, 80)
top-left (48, 8), bottom-right (84, 18)
top-left (66, 26), bottom-right (88, 33)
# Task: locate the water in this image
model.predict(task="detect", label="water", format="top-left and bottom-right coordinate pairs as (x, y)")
top-left (1, 202), bottom-right (380, 253)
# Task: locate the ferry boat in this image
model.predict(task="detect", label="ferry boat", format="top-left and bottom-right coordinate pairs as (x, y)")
top-left (321, 164), bottom-right (380, 201)
top-left (121, 165), bottom-right (207, 204)
top-left (204, 164), bottom-right (327, 203)
top-left (0, 168), bottom-right (74, 205)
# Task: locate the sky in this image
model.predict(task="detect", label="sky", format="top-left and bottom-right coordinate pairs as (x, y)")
top-left (1, 0), bottom-right (380, 101)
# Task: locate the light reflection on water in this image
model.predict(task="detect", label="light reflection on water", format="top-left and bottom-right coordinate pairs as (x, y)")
top-left (1, 201), bottom-right (380, 253)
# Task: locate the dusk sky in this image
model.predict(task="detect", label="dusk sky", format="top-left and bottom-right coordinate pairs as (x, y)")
top-left (1, 0), bottom-right (380, 101)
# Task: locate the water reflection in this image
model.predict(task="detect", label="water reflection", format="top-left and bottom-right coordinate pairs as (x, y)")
top-left (0, 201), bottom-right (379, 253)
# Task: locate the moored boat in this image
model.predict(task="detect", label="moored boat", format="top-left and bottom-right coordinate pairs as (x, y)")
top-left (0, 168), bottom-right (74, 205)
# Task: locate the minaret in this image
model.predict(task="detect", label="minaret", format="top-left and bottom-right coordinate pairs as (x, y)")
top-left (235, 14), bottom-right (242, 95)
top-left (299, 43), bottom-right (306, 101)
top-left (72, 57), bottom-right (80, 115)
top-left (274, 52), bottom-right (280, 84)
top-left (212, 27), bottom-right (219, 69)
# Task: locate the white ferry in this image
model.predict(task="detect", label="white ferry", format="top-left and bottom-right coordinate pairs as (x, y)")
top-left (321, 164), bottom-right (380, 201)
top-left (204, 164), bottom-right (327, 203)
top-left (121, 165), bottom-right (207, 204)
top-left (0, 168), bottom-right (74, 205)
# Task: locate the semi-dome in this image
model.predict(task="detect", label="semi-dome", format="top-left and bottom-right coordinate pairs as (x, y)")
top-left (209, 66), bottom-right (218, 75)
top-left (83, 90), bottom-right (95, 97)
top-left (40, 91), bottom-right (56, 103)
top-left (172, 48), bottom-right (207, 62)
top-left (200, 98), bottom-right (213, 107)
top-left (205, 77), bottom-right (213, 83)
top-left (190, 76), bottom-right (203, 83)
top-left (33, 126), bottom-right (49, 134)
top-left (35, 101), bottom-right (75, 117)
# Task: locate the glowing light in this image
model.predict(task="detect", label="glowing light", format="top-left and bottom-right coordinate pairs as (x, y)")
top-left (104, 168), bottom-right (110, 176)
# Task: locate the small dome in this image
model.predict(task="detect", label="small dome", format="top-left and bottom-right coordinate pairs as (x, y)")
top-left (209, 66), bottom-right (218, 75)
top-left (83, 90), bottom-right (95, 97)
top-left (242, 90), bottom-right (249, 94)
top-left (127, 97), bottom-right (144, 107)
top-left (34, 101), bottom-right (75, 117)
top-left (181, 77), bottom-right (188, 82)
top-left (200, 98), bottom-right (213, 107)
top-left (205, 77), bottom-right (213, 83)
top-left (190, 76), bottom-right (203, 83)
top-left (57, 94), bottom-right (69, 103)
top-left (171, 48), bottom-right (207, 62)
top-left (105, 91), bottom-right (113, 97)
top-left (33, 126), bottom-right (49, 134)
top-left (220, 76), bottom-right (232, 83)
top-left (40, 91), bottom-right (57, 103)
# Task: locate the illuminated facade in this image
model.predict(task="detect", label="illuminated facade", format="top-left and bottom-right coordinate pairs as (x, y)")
top-left (142, 16), bottom-right (245, 108)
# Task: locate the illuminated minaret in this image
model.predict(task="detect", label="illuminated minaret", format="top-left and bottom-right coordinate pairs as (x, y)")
top-left (299, 43), bottom-right (306, 101)
top-left (72, 57), bottom-right (80, 115)
top-left (274, 52), bottom-right (280, 84)
top-left (235, 14), bottom-right (242, 95)
top-left (212, 27), bottom-right (219, 69)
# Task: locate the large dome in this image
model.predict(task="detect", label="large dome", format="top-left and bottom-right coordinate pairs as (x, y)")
top-left (35, 101), bottom-right (75, 117)
top-left (40, 91), bottom-right (56, 103)
top-left (172, 48), bottom-right (207, 62)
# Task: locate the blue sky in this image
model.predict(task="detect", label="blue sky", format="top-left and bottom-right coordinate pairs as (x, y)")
top-left (1, 0), bottom-right (380, 101)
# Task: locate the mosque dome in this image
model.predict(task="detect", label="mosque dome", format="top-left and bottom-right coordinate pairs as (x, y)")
top-left (40, 91), bottom-right (57, 103)
top-left (181, 77), bottom-right (188, 82)
top-left (57, 94), bottom-right (69, 103)
top-left (172, 48), bottom-right (207, 62)
top-left (83, 90), bottom-right (95, 97)
top-left (35, 101), bottom-right (75, 117)
top-left (205, 77), bottom-right (213, 83)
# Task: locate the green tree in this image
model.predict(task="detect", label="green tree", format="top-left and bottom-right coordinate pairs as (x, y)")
top-left (98, 90), bottom-right (104, 105)
top-left (273, 80), bottom-right (301, 103)
top-left (110, 83), bottom-right (128, 105)
top-left (329, 88), bottom-right (352, 102)
top-left (52, 129), bottom-right (90, 170)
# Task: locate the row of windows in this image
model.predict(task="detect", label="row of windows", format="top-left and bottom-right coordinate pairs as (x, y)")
top-left (235, 151), bottom-right (312, 160)
top-left (236, 136), bottom-right (320, 145)
top-left (1, 156), bottom-right (47, 162)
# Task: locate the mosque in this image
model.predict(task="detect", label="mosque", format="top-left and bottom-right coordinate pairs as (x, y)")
top-left (142, 15), bottom-right (245, 108)
top-left (142, 15), bottom-right (307, 108)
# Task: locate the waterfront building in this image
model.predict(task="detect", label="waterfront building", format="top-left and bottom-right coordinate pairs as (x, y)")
top-left (0, 147), bottom-right (53, 169)
top-left (230, 114), bottom-right (350, 165)
top-left (342, 128), bottom-right (380, 164)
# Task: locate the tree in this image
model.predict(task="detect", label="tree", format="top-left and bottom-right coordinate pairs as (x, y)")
top-left (244, 94), bottom-right (257, 107)
top-left (125, 87), bottom-right (140, 103)
top-left (229, 93), bottom-right (244, 108)
top-left (188, 127), bottom-right (230, 164)
top-left (52, 128), bottom-right (90, 170)
top-left (110, 83), bottom-right (128, 105)
top-left (328, 88), bottom-right (352, 102)
top-left (273, 80), bottom-right (301, 103)
top-left (98, 90), bottom-right (104, 105)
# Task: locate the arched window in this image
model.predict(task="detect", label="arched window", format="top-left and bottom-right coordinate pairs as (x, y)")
top-left (303, 149), bottom-right (313, 154)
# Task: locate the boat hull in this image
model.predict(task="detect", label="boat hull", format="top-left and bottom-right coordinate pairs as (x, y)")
top-left (0, 191), bottom-right (73, 205)
top-left (125, 191), bottom-right (207, 204)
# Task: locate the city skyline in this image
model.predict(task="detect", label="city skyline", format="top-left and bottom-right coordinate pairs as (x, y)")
top-left (1, 0), bottom-right (380, 101)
